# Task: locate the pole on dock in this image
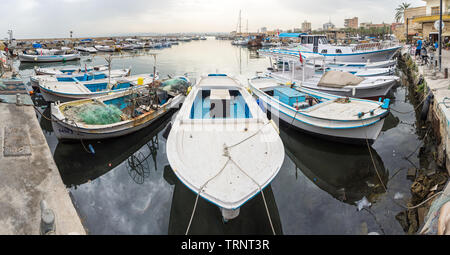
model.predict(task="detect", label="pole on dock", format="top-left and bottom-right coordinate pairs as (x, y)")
top-left (406, 18), bottom-right (409, 45)
top-left (439, 0), bottom-right (443, 72)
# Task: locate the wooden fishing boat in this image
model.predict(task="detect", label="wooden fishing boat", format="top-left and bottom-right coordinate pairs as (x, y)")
top-left (19, 53), bottom-right (80, 63)
top-left (248, 74), bottom-right (390, 144)
top-left (39, 73), bottom-right (159, 102)
top-left (31, 66), bottom-right (131, 89)
top-left (166, 74), bottom-right (284, 221)
top-left (51, 76), bottom-right (190, 141)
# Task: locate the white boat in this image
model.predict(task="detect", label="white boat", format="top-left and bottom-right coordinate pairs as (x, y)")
top-left (260, 48), bottom-right (397, 69)
top-left (248, 74), bottom-right (390, 144)
top-left (284, 35), bottom-right (401, 62)
top-left (231, 38), bottom-right (249, 46)
top-left (31, 67), bottom-right (131, 89)
top-left (19, 53), bottom-right (80, 63)
top-left (120, 44), bottom-right (135, 50)
top-left (262, 51), bottom-right (399, 98)
top-left (94, 45), bottom-right (114, 52)
top-left (34, 65), bottom-right (120, 76)
top-left (51, 76), bottom-right (190, 140)
top-left (39, 73), bottom-right (159, 102)
top-left (75, 46), bottom-right (98, 53)
top-left (166, 74), bottom-right (284, 221)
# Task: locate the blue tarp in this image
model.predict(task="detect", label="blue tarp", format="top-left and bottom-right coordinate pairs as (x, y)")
top-left (278, 33), bottom-right (307, 38)
top-left (80, 39), bottom-right (93, 42)
top-left (32, 43), bottom-right (42, 48)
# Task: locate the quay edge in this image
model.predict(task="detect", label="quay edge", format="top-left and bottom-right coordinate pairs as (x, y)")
top-left (0, 71), bottom-right (86, 235)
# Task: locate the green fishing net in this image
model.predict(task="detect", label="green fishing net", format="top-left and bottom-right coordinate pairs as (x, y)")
top-left (78, 104), bottom-right (123, 125)
top-left (161, 78), bottom-right (189, 93)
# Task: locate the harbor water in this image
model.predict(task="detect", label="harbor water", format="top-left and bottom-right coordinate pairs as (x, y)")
top-left (18, 38), bottom-right (424, 234)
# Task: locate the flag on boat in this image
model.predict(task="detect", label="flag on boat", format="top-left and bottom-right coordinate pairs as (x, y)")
top-left (298, 51), bottom-right (303, 64)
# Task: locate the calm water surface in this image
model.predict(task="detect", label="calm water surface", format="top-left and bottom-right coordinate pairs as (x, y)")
top-left (18, 38), bottom-right (423, 234)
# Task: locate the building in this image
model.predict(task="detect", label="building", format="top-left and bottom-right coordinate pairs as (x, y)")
top-left (404, 6), bottom-right (427, 41)
top-left (323, 21), bottom-right (335, 31)
top-left (302, 21), bottom-right (312, 32)
top-left (412, 0), bottom-right (450, 44)
top-left (325, 29), bottom-right (347, 42)
top-left (344, 17), bottom-right (359, 29)
top-left (260, 27), bottom-right (267, 33)
top-left (392, 22), bottom-right (406, 41)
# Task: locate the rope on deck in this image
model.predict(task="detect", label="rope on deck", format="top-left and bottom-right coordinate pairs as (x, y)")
top-left (185, 121), bottom-right (276, 235)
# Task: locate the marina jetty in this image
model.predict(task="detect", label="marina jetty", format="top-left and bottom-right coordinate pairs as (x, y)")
top-left (398, 46), bottom-right (450, 235)
top-left (0, 59), bottom-right (85, 234)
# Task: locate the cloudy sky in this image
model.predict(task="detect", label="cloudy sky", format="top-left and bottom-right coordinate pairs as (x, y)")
top-left (3, 0), bottom-right (425, 39)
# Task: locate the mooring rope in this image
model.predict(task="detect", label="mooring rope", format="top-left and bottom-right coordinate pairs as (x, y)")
top-left (33, 105), bottom-right (92, 154)
top-left (361, 119), bottom-right (445, 212)
top-left (228, 156), bottom-right (276, 235)
top-left (185, 122), bottom-right (277, 235)
top-left (185, 158), bottom-right (230, 235)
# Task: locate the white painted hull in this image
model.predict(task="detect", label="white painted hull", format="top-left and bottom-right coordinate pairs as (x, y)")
top-left (19, 53), bottom-right (80, 63)
top-left (166, 74), bottom-right (284, 220)
top-left (309, 47), bottom-right (401, 63)
top-left (249, 76), bottom-right (389, 144)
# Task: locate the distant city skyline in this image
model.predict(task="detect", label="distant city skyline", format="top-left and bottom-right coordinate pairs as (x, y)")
top-left (2, 0), bottom-right (426, 39)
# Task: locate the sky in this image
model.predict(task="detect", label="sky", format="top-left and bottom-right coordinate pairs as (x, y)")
top-left (2, 0), bottom-right (426, 39)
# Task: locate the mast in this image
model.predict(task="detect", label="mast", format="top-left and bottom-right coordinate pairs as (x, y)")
top-left (239, 10), bottom-right (242, 35)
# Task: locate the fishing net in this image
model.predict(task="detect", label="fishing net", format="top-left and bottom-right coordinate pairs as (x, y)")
top-left (160, 78), bottom-right (189, 93)
top-left (63, 102), bottom-right (123, 125)
top-left (78, 104), bottom-right (123, 125)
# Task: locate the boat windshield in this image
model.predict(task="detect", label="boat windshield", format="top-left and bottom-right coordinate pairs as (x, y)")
top-left (190, 89), bottom-right (252, 119)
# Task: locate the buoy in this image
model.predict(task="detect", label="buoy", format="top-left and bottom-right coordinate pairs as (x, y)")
top-left (137, 77), bottom-right (144, 85)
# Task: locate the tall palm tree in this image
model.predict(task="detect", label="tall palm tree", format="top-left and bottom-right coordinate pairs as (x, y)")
top-left (395, 2), bottom-right (412, 23)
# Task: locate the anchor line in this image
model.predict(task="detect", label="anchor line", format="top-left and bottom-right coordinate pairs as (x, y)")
top-left (361, 119), bottom-right (445, 212)
top-left (33, 105), bottom-right (91, 154)
top-left (185, 158), bottom-right (230, 235)
top-left (389, 89), bottom-right (432, 114)
top-left (186, 122), bottom-right (276, 235)
top-left (228, 157), bottom-right (276, 235)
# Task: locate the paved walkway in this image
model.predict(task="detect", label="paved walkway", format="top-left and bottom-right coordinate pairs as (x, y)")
top-left (0, 78), bottom-right (86, 234)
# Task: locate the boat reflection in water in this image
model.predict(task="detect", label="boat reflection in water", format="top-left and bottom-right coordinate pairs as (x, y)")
top-left (163, 165), bottom-right (283, 235)
top-left (280, 124), bottom-right (389, 205)
top-left (53, 109), bottom-right (174, 188)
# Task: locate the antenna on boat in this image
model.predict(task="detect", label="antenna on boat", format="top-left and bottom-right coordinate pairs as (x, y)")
top-left (104, 54), bottom-right (113, 87)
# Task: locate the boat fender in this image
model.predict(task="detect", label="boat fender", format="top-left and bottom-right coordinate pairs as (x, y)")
top-left (370, 109), bottom-right (375, 116)
top-left (420, 94), bottom-right (434, 121)
top-left (162, 122), bottom-right (172, 140)
top-left (357, 112), bottom-right (365, 118)
top-left (247, 87), bottom-right (252, 95)
top-left (381, 98), bottom-right (390, 109)
top-left (186, 86), bottom-right (192, 96)
top-left (270, 119), bottom-right (279, 134)
top-left (88, 144), bottom-right (95, 154)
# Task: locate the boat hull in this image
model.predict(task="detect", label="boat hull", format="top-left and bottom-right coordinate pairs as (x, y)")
top-left (319, 47), bottom-right (401, 63)
top-left (302, 78), bottom-right (397, 98)
top-left (250, 84), bottom-right (388, 144)
top-left (19, 54), bottom-right (80, 63)
top-left (52, 95), bottom-right (184, 140)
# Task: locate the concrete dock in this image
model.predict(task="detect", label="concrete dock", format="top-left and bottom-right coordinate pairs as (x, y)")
top-left (0, 73), bottom-right (85, 234)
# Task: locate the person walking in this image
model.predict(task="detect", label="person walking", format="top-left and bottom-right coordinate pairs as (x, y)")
top-left (416, 39), bottom-right (423, 59)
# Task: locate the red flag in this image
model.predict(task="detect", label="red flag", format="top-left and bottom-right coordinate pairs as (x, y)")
top-left (85, 64), bottom-right (87, 73)
top-left (298, 51), bottom-right (303, 64)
